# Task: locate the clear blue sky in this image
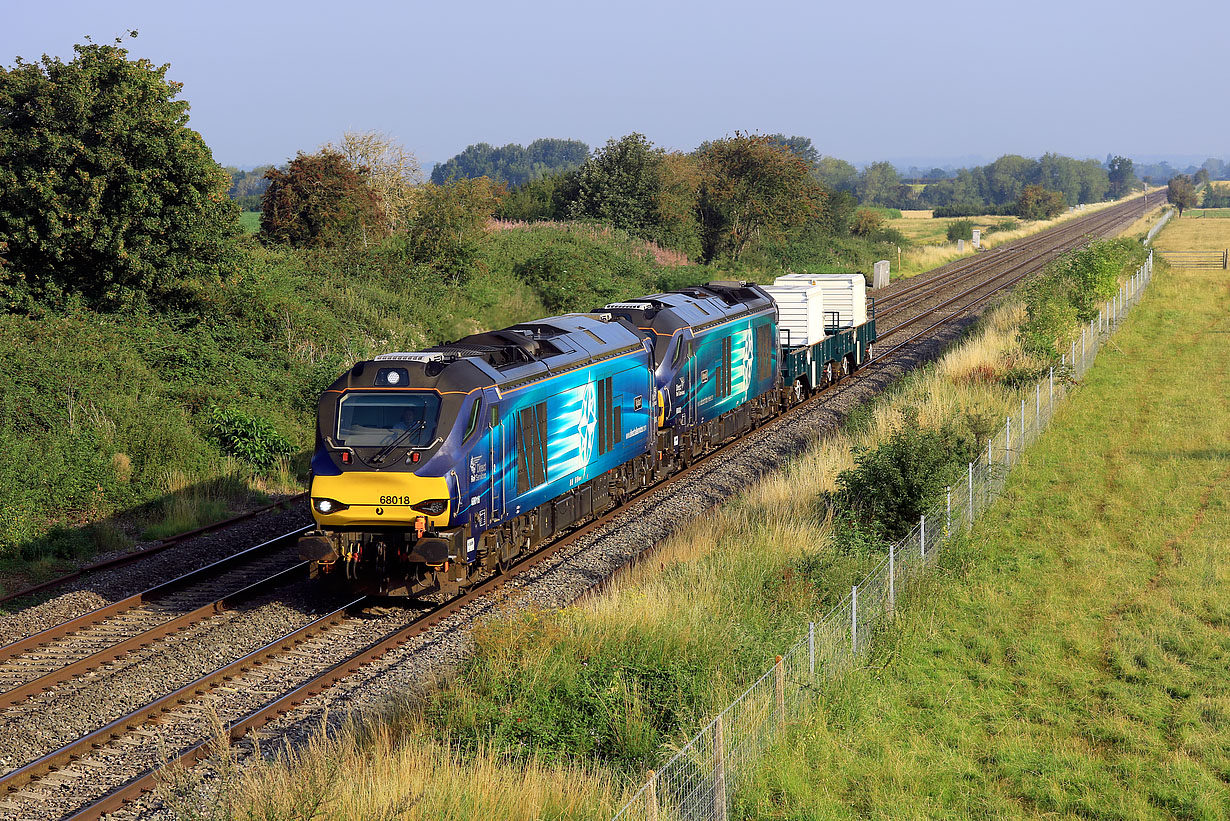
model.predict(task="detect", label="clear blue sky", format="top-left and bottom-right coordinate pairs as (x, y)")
top-left (4, 0), bottom-right (1225, 170)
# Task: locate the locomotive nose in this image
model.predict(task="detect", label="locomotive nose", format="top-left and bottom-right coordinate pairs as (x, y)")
top-left (308, 472), bottom-right (452, 528)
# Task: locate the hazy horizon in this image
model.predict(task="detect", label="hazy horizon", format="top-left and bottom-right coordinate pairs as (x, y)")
top-left (6, 0), bottom-right (1227, 171)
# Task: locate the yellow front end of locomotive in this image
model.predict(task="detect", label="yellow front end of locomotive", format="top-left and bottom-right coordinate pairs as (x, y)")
top-left (310, 472), bottom-right (451, 529)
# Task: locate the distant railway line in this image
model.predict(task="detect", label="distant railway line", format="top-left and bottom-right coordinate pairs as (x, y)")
top-left (0, 191), bottom-right (1162, 821)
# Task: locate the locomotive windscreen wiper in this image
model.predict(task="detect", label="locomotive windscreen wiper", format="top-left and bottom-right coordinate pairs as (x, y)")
top-left (371, 420), bottom-right (426, 464)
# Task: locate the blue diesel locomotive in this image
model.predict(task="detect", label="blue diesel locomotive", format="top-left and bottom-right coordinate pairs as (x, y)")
top-left (299, 280), bottom-right (872, 596)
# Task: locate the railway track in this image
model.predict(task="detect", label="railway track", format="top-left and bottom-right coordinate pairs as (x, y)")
top-left (0, 191), bottom-right (1161, 820)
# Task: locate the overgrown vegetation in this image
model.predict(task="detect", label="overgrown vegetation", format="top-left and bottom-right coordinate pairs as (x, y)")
top-left (945, 218), bottom-right (974, 241)
top-left (1018, 238), bottom-right (1144, 357)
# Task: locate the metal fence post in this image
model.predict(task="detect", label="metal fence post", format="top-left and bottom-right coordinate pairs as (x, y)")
top-left (987, 437), bottom-right (992, 470)
top-left (888, 544), bottom-right (896, 614)
top-left (967, 462), bottom-right (974, 525)
top-left (775, 656), bottom-right (785, 730)
top-left (851, 586), bottom-right (858, 655)
top-left (920, 515), bottom-right (926, 559)
top-left (1020, 399), bottom-right (1025, 443)
top-left (714, 714), bottom-right (728, 821)
top-left (1081, 327), bottom-right (1086, 365)
top-left (1036, 381), bottom-right (1040, 425)
top-left (1049, 367), bottom-right (1054, 411)
top-left (945, 485), bottom-right (951, 537)
top-left (808, 622), bottom-right (815, 676)
top-left (1005, 416), bottom-right (1011, 467)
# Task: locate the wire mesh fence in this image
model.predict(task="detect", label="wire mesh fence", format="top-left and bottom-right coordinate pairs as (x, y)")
top-left (612, 251), bottom-right (1155, 821)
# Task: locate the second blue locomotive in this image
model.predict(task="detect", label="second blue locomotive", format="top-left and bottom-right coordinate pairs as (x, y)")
top-left (299, 280), bottom-right (874, 596)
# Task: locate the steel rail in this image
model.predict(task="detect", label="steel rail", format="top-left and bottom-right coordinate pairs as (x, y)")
top-left (0, 527), bottom-right (308, 665)
top-left (0, 561), bottom-right (308, 710)
top-left (0, 596), bottom-right (366, 796)
top-left (0, 493), bottom-right (308, 607)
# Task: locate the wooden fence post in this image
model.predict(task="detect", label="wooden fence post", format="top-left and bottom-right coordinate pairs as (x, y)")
top-left (646, 771), bottom-right (658, 821)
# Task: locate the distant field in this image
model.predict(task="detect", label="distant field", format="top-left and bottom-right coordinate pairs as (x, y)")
top-left (889, 211), bottom-right (1017, 245)
top-left (1153, 210), bottom-right (1230, 253)
top-left (240, 211), bottom-right (261, 233)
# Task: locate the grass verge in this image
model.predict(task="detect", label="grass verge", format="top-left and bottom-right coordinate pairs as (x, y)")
top-left (733, 250), bottom-right (1230, 817)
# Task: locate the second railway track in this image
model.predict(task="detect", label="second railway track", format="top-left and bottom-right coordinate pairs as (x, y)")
top-left (0, 191), bottom-right (1165, 821)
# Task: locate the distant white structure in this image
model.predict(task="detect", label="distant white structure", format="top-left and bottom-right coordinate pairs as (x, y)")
top-left (872, 260), bottom-right (891, 289)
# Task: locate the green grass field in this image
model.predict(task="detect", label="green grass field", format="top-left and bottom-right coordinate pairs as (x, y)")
top-left (734, 251), bottom-right (1230, 818)
top-left (239, 210), bottom-right (261, 233)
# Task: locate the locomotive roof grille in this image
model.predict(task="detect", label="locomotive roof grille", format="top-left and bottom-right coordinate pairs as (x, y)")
top-left (373, 352), bottom-right (449, 362)
top-left (604, 301), bottom-right (657, 311)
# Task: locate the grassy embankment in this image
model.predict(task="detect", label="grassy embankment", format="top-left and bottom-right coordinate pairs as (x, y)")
top-left (189, 237), bottom-right (1147, 818)
top-left (0, 224), bottom-right (705, 593)
top-left (732, 226), bottom-right (1230, 817)
top-left (888, 193), bottom-right (1144, 279)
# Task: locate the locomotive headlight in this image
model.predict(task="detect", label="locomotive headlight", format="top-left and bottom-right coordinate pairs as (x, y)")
top-left (386, 371), bottom-right (401, 385)
top-left (412, 499), bottom-right (448, 516)
top-left (313, 498), bottom-right (349, 514)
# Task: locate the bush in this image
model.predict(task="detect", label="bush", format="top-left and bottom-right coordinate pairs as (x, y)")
top-left (984, 217), bottom-right (1020, 235)
top-left (1016, 185), bottom-right (1066, 221)
top-left (205, 405), bottom-right (294, 468)
top-left (829, 408), bottom-right (981, 541)
top-left (261, 150), bottom-right (387, 249)
top-left (946, 219), bottom-right (975, 242)
top-left (933, 203), bottom-right (1012, 218)
top-left (1018, 239), bottom-right (1145, 357)
top-left (851, 209), bottom-right (884, 237)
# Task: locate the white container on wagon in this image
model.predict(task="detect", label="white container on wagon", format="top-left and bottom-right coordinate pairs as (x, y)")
top-left (772, 273), bottom-right (867, 328)
top-left (762, 284), bottom-right (825, 347)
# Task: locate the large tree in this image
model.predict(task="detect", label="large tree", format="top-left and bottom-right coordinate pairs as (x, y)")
top-left (260, 150), bottom-right (387, 248)
top-left (856, 161), bottom-right (901, 207)
top-left (325, 130), bottom-right (422, 230)
top-left (1016, 185), bottom-right (1066, 220)
top-left (696, 133), bottom-right (819, 261)
top-left (1107, 156), bottom-right (1137, 199)
top-left (432, 138), bottom-right (589, 188)
top-left (569, 133), bottom-right (664, 235)
top-left (0, 35), bottom-right (240, 311)
top-left (814, 156), bottom-right (859, 192)
top-left (1168, 175), bottom-right (1196, 216)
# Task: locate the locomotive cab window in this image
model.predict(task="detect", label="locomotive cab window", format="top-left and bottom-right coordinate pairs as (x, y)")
top-left (463, 397), bottom-right (483, 441)
top-left (337, 393), bottom-right (440, 447)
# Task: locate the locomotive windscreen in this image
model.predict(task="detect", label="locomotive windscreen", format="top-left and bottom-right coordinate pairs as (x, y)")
top-left (336, 393), bottom-right (442, 447)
